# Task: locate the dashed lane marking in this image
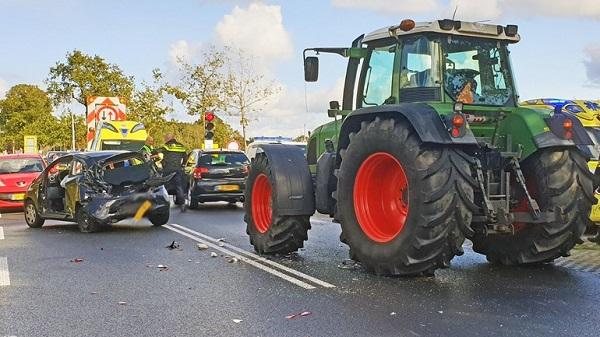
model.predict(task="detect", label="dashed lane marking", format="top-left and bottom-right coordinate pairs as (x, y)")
top-left (163, 225), bottom-right (318, 290)
top-left (0, 226), bottom-right (4, 240)
top-left (0, 257), bottom-right (10, 286)
top-left (169, 223), bottom-right (336, 288)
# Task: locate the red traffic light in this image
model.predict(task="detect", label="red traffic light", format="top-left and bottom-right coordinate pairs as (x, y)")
top-left (204, 112), bottom-right (216, 122)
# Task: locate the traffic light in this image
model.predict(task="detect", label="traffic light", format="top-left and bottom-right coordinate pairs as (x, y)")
top-left (204, 111), bottom-right (215, 140)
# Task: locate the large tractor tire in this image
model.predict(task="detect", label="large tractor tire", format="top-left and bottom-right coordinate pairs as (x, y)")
top-left (336, 117), bottom-right (474, 276)
top-left (472, 149), bottom-right (595, 264)
top-left (244, 154), bottom-right (311, 254)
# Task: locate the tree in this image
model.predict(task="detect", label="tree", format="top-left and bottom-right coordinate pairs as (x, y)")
top-left (166, 47), bottom-right (227, 117)
top-left (224, 48), bottom-right (281, 148)
top-left (46, 50), bottom-right (134, 107)
top-left (0, 84), bottom-right (58, 151)
top-left (128, 69), bottom-right (172, 135)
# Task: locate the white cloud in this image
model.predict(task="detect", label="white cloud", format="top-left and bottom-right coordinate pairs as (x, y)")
top-left (215, 2), bottom-right (293, 65)
top-left (0, 78), bottom-right (7, 99)
top-left (502, 0), bottom-right (600, 19)
top-left (332, 0), bottom-right (600, 19)
top-left (331, 0), bottom-right (441, 15)
top-left (448, 0), bottom-right (501, 21)
top-left (168, 40), bottom-right (201, 65)
top-left (245, 77), bottom-right (346, 138)
top-left (584, 45), bottom-right (600, 86)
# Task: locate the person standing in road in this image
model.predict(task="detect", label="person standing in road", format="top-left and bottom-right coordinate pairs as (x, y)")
top-left (153, 133), bottom-right (189, 212)
top-left (141, 136), bottom-right (155, 161)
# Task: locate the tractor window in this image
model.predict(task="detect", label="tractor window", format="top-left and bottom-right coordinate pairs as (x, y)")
top-left (362, 45), bottom-right (395, 106)
top-left (400, 37), bottom-right (440, 89)
top-left (443, 37), bottom-right (514, 106)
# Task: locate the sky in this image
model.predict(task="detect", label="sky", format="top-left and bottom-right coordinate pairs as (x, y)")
top-left (1, 0), bottom-right (599, 138)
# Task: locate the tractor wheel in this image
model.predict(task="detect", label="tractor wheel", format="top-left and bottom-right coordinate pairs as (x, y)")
top-left (336, 117), bottom-right (474, 276)
top-left (244, 154), bottom-right (311, 254)
top-left (472, 149), bottom-right (595, 264)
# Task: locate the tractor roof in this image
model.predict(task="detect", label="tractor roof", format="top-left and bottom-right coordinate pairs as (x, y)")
top-left (363, 19), bottom-right (520, 43)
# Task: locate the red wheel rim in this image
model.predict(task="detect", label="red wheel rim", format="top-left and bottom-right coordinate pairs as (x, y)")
top-left (252, 174), bottom-right (272, 233)
top-left (353, 152), bottom-right (409, 243)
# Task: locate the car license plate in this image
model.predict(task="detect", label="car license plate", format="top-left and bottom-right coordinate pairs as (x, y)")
top-left (134, 200), bottom-right (153, 221)
top-left (216, 185), bottom-right (239, 192)
top-left (10, 193), bottom-right (25, 201)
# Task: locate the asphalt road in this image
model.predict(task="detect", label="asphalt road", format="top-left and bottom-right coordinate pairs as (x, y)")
top-left (1, 203), bottom-right (599, 337)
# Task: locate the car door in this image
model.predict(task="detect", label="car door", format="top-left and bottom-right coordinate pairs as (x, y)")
top-left (42, 155), bottom-right (72, 214)
top-left (63, 159), bottom-right (85, 217)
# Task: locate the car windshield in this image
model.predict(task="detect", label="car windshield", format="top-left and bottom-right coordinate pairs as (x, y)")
top-left (443, 36), bottom-right (515, 106)
top-left (101, 140), bottom-right (145, 151)
top-left (198, 153), bottom-right (249, 167)
top-left (0, 158), bottom-right (44, 174)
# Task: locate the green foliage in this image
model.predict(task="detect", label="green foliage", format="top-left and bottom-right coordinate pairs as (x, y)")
top-left (165, 47), bottom-right (227, 117)
top-left (128, 69), bottom-right (171, 135)
top-left (0, 84), bottom-right (54, 150)
top-left (46, 50), bottom-right (134, 106)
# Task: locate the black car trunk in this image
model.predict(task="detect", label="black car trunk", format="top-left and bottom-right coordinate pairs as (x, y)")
top-left (196, 152), bottom-right (249, 179)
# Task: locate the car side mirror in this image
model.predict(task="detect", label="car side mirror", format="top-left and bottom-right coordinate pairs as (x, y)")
top-left (304, 56), bottom-right (319, 82)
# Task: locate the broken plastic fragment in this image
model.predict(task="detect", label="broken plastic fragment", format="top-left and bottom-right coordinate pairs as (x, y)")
top-left (232, 319), bottom-right (243, 323)
top-left (157, 265), bottom-right (169, 271)
top-left (390, 312), bottom-right (396, 316)
top-left (166, 241), bottom-right (180, 250)
top-left (300, 311), bottom-right (311, 317)
top-left (285, 314), bottom-right (297, 319)
top-left (217, 238), bottom-right (226, 242)
top-left (210, 252), bottom-right (218, 257)
top-left (70, 258), bottom-right (84, 263)
top-left (197, 243), bottom-right (209, 250)
top-left (218, 242), bottom-right (225, 247)
top-left (118, 301), bottom-right (127, 305)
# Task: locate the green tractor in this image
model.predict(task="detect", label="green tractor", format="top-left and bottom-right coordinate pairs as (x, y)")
top-left (244, 19), bottom-right (598, 276)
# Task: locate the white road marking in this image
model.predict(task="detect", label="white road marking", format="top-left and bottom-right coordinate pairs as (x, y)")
top-left (170, 223), bottom-right (336, 288)
top-left (0, 257), bottom-right (10, 286)
top-left (163, 225), bottom-right (317, 290)
top-left (0, 226), bottom-right (4, 240)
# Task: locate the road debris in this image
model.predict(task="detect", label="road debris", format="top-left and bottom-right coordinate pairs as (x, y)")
top-left (166, 241), bottom-right (180, 250)
top-left (118, 301), bottom-right (128, 305)
top-left (210, 252), bottom-right (218, 258)
top-left (197, 243), bottom-right (209, 250)
top-left (338, 259), bottom-right (360, 270)
top-left (157, 264), bottom-right (169, 271)
top-left (70, 258), bottom-right (84, 263)
top-left (217, 238), bottom-right (226, 242)
top-left (390, 312), bottom-right (397, 316)
top-left (286, 311), bottom-right (312, 319)
top-left (226, 256), bottom-right (239, 263)
top-left (218, 242), bottom-right (225, 247)
top-left (232, 319), bottom-right (243, 324)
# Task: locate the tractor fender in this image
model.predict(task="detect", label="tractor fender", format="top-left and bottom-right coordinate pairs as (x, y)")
top-left (337, 103), bottom-right (478, 157)
top-left (254, 144), bottom-right (315, 216)
top-left (498, 107), bottom-right (596, 160)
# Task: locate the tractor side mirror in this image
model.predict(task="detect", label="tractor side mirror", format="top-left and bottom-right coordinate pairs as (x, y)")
top-left (328, 101), bottom-right (340, 118)
top-left (304, 56), bottom-right (319, 82)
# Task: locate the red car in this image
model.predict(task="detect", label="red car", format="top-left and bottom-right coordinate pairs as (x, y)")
top-left (0, 154), bottom-right (45, 209)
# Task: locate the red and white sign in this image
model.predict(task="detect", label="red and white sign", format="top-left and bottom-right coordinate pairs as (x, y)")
top-left (85, 96), bottom-right (127, 147)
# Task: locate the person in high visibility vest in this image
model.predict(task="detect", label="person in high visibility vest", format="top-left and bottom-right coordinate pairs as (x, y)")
top-left (141, 136), bottom-right (155, 160)
top-left (153, 133), bottom-right (189, 212)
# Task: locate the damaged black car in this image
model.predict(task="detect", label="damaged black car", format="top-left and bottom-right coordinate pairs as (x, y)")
top-left (23, 151), bottom-right (171, 232)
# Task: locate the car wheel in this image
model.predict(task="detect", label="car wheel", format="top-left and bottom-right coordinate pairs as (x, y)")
top-left (24, 199), bottom-right (45, 228)
top-left (148, 211), bottom-right (170, 226)
top-left (76, 207), bottom-right (101, 233)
